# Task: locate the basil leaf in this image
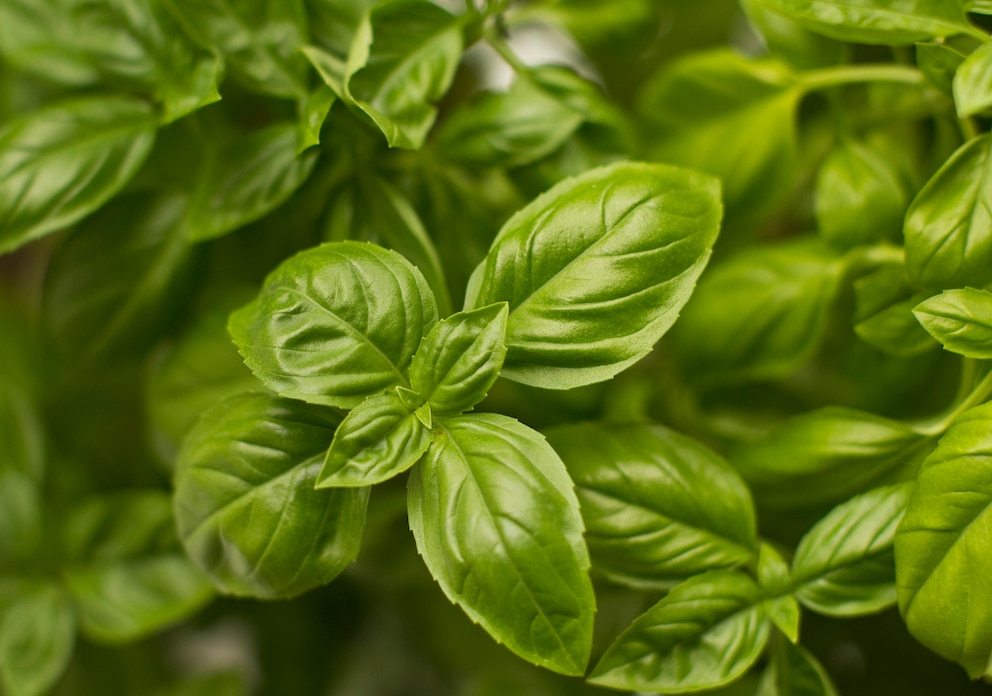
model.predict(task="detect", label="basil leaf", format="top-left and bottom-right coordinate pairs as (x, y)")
top-left (0, 584), bottom-right (75, 696)
top-left (185, 123), bottom-right (318, 242)
top-left (62, 491), bottom-right (213, 643)
top-left (638, 50), bottom-right (802, 214)
top-left (676, 239), bottom-right (843, 385)
top-left (344, 1), bottom-right (463, 149)
top-left (408, 303), bottom-right (508, 415)
top-left (0, 96), bottom-right (158, 254)
top-left (297, 84), bottom-right (336, 152)
top-left (588, 570), bottom-right (770, 692)
top-left (792, 482), bottom-right (912, 617)
top-left (904, 134), bottom-right (992, 289)
top-left (815, 138), bottom-right (909, 249)
top-left (0, 0), bottom-right (105, 86)
top-left (895, 402), bottom-right (992, 678)
top-left (913, 287), bottom-right (992, 358)
top-left (42, 193), bottom-right (197, 361)
top-left (316, 388), bottom-right (433, 488)
top-left (545, 422), bottom-right (757, 589)
top-left (740, 0), bottom-right (847, 69)
top-left (732, 407), bottom-right (930, 509)
top-left (174, 392), bottom-right (369, 598)
top-left (917, 39), bottom-right (973, 94)
top-left (324, 174), bottom-right (450, 314)
top-left (954, 40), bottom-right (992, 117)
top-left (464, 161), bottom-right (721, 390)
top-left (166, 0), bottom-right (309, 98)
top-left (759, 544), bottom-right (800, 643)
top-left (229, 241), bottom-right (439, 408)
top-left (407, 414), bottom-right (594, 676)
top-left (854, 263), bottom-right (936, 356)
top-left (756, 637), bottom-right (840, 696)
top-left (754, 0), bottom-right (974, 44)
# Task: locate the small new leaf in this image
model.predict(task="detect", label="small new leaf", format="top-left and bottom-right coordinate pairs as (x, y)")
top-left (758, 544), bottom-right (800, 643)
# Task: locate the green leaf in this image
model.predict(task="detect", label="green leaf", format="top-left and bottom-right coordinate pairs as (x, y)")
top-left (464, 161), bottom-right (721, 390)
top-left (545, 422), bottom-right (757, 589)
top-left (904, 134), bottom-right (992, 289)
top-left (638, 50), bottom-right (802, 214)
top-left (732, 407), bottom-right (930, 509)
top-left (914, 287), bottom-right (992, 358)
top-left (408, 303), bottom-right (508, 415)
top-left (0, 584), bottom-right (75, 696)
top-left (953, 38), bottom-right (992, 117)
top-left (229, 241), bottom-right (439, 408)
top-left (756, 636), bottom-right (839, 696)
top-left (895, 401), bottom-right (992, 678)
top-left (435, 67), bottom-right (586, 169)
top-left (42, 193), bottom-right (197, 361)
top-left (854, 263), bottom-right (936, 356)
top-left (740, 0), bottom-right (847, 69)
top-left (174, 392), bottom-right (370, 598)
top-left (792, 482), bottom-right (912, 617)
top-left (676, 239), bottom-right (843, 385)
top-left (62, 491), bottom-right (214, 643)
top-left (316, 388), bottom-right (433, 488)
top-left (754, 0), bottom-right (974, 44)
top-left (917, 39), bottom-right (972, 94)
top-left (165, 0), bottom-right (309, 98)
top-left (408, 413), bottom-right (595, 676)
top-left (0, 382), bottom-right (44, 481)
top-left (588, 570), bottom-right (771, 692)
top-left (297, 84), bottom-right (336, 152)
top-left (758, 544), bottom-right (800, 643)
top-left (185, 123), bottom-right (319, 242)
top-left (324, 174), bottom-right (450, 314)
top-left (0, 470), bottom-right (42, 564)
top-left (815, 138), bottom-right (909, 249)
top-left (344, 0), bottom-right (463, 149)
top-left (0, 96), bottom-right (158, 254)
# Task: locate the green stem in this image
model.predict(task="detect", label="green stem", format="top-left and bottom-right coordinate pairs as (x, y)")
top-left (485, 29), bottom-right (528, 74)
top-left (801, 64), bottom-right (925, 92)
top-left (911, 362), bottom-right (992, 436)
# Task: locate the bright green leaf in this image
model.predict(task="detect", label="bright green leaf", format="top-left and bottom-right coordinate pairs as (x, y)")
top-left (174, 392), bottom-right (369, 598)
top-left (408, 413), bottom-right (595, 676)
top-left (917, 39), bottom-right (972, 94)
top-left (545, 422), bottom-right (757, 589)
top-left (914, 287), bottom-right (992, 358)
top-left (464, 161), bottom-right (722, 390)
top-left (0, 584), bottom-right (75, 696)
top-left (740, 0), bottom-right (847, 69)
top-left (759, 544), bottom-right (800, 643)
top-left (297, 84), bottom-right (336, 152)
top-left (589, 570), bottom-right (770, 692)
top-left (0, 96), bottom-right (158, 254)
top-left (408, 303), bottom-right (508, 415)
top-left (954, 40), bottom-right (992, 117)
top-left (854, 263), bottom-right (936, 356)
top-left (229, 241), bottom-right (438, 408)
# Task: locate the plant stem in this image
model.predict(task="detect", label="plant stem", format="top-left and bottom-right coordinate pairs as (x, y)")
top-left (911, 362), bottom-right (992, 436)
top-left (801, 64), bottom-right (925, 92)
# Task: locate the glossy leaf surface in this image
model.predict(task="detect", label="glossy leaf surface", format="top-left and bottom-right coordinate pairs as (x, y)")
top-left (316, 388), bottom-right (432, 487)
top-left (408, 303), bottom-right (508, 415)
top-left (758, 544), bottom-right (800, 643)
top-left (896, 402), bottom-right (992, 678)
top-left (913, 287), bottom-right (992, 358)
top-left (0, 96), bottom-right (157, 254)
top-left (408, 414), bottom-right (594, 675)
top-left (0, 584), bottom-right (75, 696)
top-left (792, 482), bottom-right (912, 616)
top-left (589, 570), bottom-right (770, 692)
top-left (465, 161), bottom-right (721, 389)
top-left (174, 392), bottom-right (369, 598)
top-left (546, 422), bottom-right (757, 588)
top-left (953, 39), bottom-right (992, 117)
top-left (229, 241), bottom-right (438, 408)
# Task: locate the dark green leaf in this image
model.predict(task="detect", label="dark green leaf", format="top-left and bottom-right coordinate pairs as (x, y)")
top-left (917, 40), bottom-right (971, 94)
top-left (297, 84), bottom-right (336, 152)
top-left (0, 470), bottom-right (41, 564)
top-left (0, 96), bottom-right (158, 254)
top-left (754, 0), bottom-right (974, 44)
top-left (638, 50), bottom-right (801, 214)
top-left (545, 422), bottom-right (757, 588)
top-left (914, 287), bottom-right (992, 358)
top-left (408, 303), bottom-right (508, 415)
top-left (408, 414), bottom-right (595, 675)
top-left (792, 482), bottom-right (912, 616)
top-left (676, 239), bottom-right (843, 385)
top-left (465, 161), bottom-right (722, 390)
top-left (62, 491), bottom-right (214, 643)
top-left (42, 193), bottom-right (197, 361)
top-left (954, 40), bottom-right (992, 117)
top-left (185, 123), bottom-right (318, 242)
top-left (174, 392), bottom-right (369, 598)
top-left (316, 388), bottom-right (433, 487)
top-left (896, 401), bottom-right (992, 678)
top-left (732, 407), bottom-right (930, 509)
top-left (756, 636), bottom-right (839, 696)
top-left (0, 382), bottom-right (43, 481)
top-left (904, 134), bottom-right (992, 289)
top-left (854, 263), bottom-right (936, 356)
top-left (0, 584), bottom-right (75, 696)
top-left (588, 570), bottom-right (770, 692)
top-left (344, 0), bottom-right (463, 149)
top-left (229, 241), bottom-right (439, 408)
